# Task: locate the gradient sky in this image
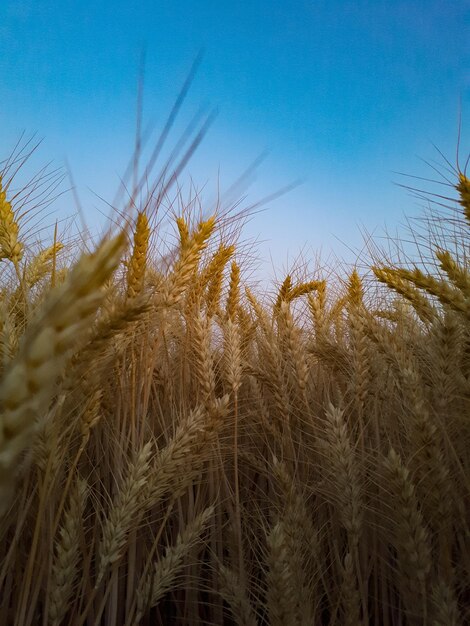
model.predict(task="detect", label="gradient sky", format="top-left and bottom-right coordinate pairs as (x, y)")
top-left (0, 0), bottom-right (469, 279)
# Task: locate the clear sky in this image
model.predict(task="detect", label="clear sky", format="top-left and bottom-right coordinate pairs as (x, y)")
top-left (0, 0), bottom-right (469, 279)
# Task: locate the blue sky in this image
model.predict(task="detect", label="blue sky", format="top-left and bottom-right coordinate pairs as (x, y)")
top-left (0, 0), bottom-right (468, 279)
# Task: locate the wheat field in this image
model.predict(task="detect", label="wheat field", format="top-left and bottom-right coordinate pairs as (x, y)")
top-left (0, 135), bottom-right (469, 626)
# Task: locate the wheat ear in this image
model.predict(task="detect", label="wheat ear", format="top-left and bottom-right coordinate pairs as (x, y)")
top-left (430, 579), bottom-right (461, 626)
top-left (161, 216), bottom-right (215, 308)
top-left (204, 243), bottom-right (235, 317)
top-left (24, 242), bottom-right (64, 288)
top-left (382, 448), bottom-right (431, 620)
top-left (134, 505), bottom-right (214, 622)
top-left (126, 211), bottom-right (150, 299)
top-left (48, 478), bottom-right (88, 626)
top-left (322, 402), bottom-right (363, 547)
top-left (0, 233), bottom-right (125, 514)
top-left (456, 171), bottom-right (470, 223)
top-left (0, 175), bottom-right (24, 264)
top-left (341, 551), bottom-right (362, 626)
top-left (226, 261), bottom-right (241, 322)
top-left (218, 564), bottom-right (258, 626)
top-left (372, 266), bottom-right (437, 324)
top-left (435, 248), bottom-right (470, 299)
top-left (96, 441), bottom-right (153, 586)
top-left (147, 395), bottom-right (229, 506)
top-left (265, 520), bottom-right (303, 626)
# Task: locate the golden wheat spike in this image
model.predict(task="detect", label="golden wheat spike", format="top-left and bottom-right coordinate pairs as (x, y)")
top-left (274, 275), bottom-right (292, 312)
top-left (126, 211), bottom-right (150, 299)
top-left (435, 248), bottom-right (470, 299)
top-left (226, 261), bottom-right (240, 322)
top-left (135, 505), bottom-right (214, 620)
top-left (205, 244), bottom-right (235, 317)
top-left (372, 266), bottom-right (437, 324)
top-left (48, 478), bottom-right (88, 626)
top-left (0, 175), bottom-right (24, 265)
top-left (176, 216), bottom-right (190, 249)
top-left (96, 441), bottom-right (153, 586)
top-left (394, 266), bottom-right (469, 317)
top-left (347, 269), bottom-right (363, 308)
top-left (287, 280), bottom-right (323, 302)
top-left (456, 172), bottom-right (470, 223)
top-left (24, 243), bottom-right (64, 288)
top-left (162, 216), bottom-right (216, 308)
